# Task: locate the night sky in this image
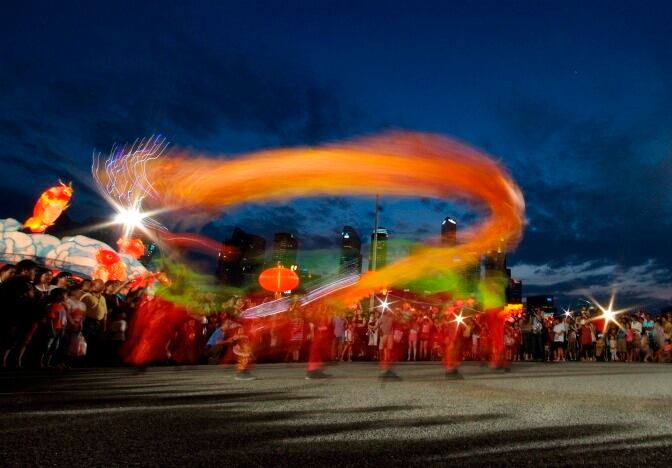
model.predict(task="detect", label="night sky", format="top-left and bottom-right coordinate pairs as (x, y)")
top-left (1, 1), bottom-right (671, 307)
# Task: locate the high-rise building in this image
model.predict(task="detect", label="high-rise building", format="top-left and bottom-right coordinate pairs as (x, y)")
top-left (526, 295), bottom-right (556, 316)
top-left (271, 232), bottom-right (298, 268)
top-left (369, 227), bottom-right (388, 271)
top-left (217, 227), bottom-right (266, 286)
top-left (508, 279), bottom-right (523, 304)
top-left (483, 247), bottom-right (507, 278)
top-left (441, 216), bottom-right (457, 246)
top-left (339, 225), bottom-right (362, 274)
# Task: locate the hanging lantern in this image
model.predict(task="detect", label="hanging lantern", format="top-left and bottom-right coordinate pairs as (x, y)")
top-left (258, 266), bottom-right (299, 293)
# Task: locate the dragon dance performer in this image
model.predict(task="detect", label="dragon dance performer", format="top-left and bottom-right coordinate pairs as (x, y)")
top-left (443, 302), bottom-right (466, 380)
top-left (484, 306), bottom-right (511, 371)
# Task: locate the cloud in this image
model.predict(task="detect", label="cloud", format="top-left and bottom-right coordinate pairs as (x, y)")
top-left (512, 259), bottom-right (672, 305)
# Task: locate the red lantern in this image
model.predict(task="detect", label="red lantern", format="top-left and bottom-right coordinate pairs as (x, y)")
top-left (117, 237), bottom-right (145, 259)
top-left (258, 267), bottom-right (299, 293)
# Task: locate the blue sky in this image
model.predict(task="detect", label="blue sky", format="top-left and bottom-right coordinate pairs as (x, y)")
top-left (1, 0), bottom-right (671, 307)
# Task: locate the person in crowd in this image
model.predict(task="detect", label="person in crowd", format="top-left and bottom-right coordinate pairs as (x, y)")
top-left (617, 320), bottom-right (628, 361)
top-left (471, 322), bottom-right (480, 360)
top-left (51, 272), bottom-right (71, 290)
top-left (64, 283), bottom-right (86, 368)
top-left (205, 317), bottom-right (236, 364)
top-left (567, 319), bottom-right (578, 361)
top-left (552, 317), bottom-right (566, 362)
top-left (641, 332), bottom-right (654, 363)
top-left (663, 316), bottom-right (672, 341)
top-left (631, 316), bottom-right (643, 337)
top-left (531, 309), bottom-right (545, 361)
top-left (332, 314), bottom-right (345, 361)
top-left (407, 316), bottom-right (418, 361)
top-left (625, 322), bottom-right (635, 362)
top-left (107, 311), bottom-right (127, 365)
top-left (658, 339), bottom-right (672, 363)
top-left (609, 331), bottom-right (618, 361)
top-left (41, 288), bottom-right (68, 368)
top-left (352, 305), bottom-right (366, 360)
top-left (630, 328), bottom-right (642, 363)
top-left (33, 269), bottom-right (54, 300)
top-left (654, 318), bottom-right (667, 352)
top-left (341, 322), bottom-right (354, 362)
top-left (368, 310), bottom-right (380, 360)
top-left (1, 260), bottom-right (39, 368)
top-left (80, 279), bottom-right (108, 365)
top-left (0, 264), bottom-right (16, 284)
top-left (595, 334), bottom-right (605, 361)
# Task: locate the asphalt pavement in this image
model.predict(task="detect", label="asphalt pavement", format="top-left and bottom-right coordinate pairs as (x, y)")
top-left (2, 362), bottom-right (671, 467)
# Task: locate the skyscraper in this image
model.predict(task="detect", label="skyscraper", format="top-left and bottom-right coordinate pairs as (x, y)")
top-left (508, 279), bottom-right (523, 304)
top-left (217, 227), bottom-right (267, 286)
top-left (369, 227), bottom-right (388, 271)
top-left (483, 247), bottom-right (507, 278)
top-left (339, 225), bottom-right (362, 274)
top-left (441, 216), bottom-right (457, 246)
top-left (271, 232), bottom-right (298, 268)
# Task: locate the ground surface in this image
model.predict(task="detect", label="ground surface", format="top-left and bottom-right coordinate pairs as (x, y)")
top-left (1, 362), bottom-right (671, 467)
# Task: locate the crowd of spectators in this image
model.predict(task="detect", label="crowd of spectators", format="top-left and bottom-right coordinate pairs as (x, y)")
top-left (2, 259), bottom-right (671, 370)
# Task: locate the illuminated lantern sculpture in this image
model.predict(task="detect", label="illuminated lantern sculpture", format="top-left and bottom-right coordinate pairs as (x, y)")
top-left (94, 249), bottom-right (127, 282)
top-left (97, 249), bottom-right (120, 266)
top-left (117, 237), bottom-right (145, 259)
top-left (24, 181), bottom-right (74, 233)
top-left (258, 266), bottom-right (299, 295)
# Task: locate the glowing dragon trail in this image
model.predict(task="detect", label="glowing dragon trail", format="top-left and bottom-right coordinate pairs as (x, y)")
top-left (92, 135), bottom-right (169, 237)
top-left (144, 132), bottom-right (526, 304)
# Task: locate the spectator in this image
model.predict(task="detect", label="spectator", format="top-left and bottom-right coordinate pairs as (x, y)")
top-left (341, 322), bottom-right (354, 362)
top-left (332, 314), bottom-right (345, 361)
top-left (552, 317), bottom-right (566, 362)
top-left (81, 279), bottom-right (108, 365)
top-left (407, 317), bottom-right (418, 361)
top-left (64, 284), bottom-right (86, 367)
top-left (609, 331), bottom-right (618, 361)
top-left (0, 264), bottom-right (16, 284)
top-left (531, 309), bottom-right (545, 361)
top-left (41, 288), bottom-right (68, 368)
top-left (368, 310), bottom-right (380, 360)
top-left (34, 269), bottom-right (53, 300)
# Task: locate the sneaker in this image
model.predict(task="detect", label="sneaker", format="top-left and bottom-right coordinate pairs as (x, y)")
top-left (445, 369), bottom-right (464, 380)
top-left (234, 371), bottom-right (256, 381)
top-left (305, 370), bottom-right (331, 380)
top-left (379, 369), bottom-right (402, 381)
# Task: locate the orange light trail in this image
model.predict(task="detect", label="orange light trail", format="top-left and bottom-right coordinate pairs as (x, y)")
top-left (145, 132), bottom-right (526, 303)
